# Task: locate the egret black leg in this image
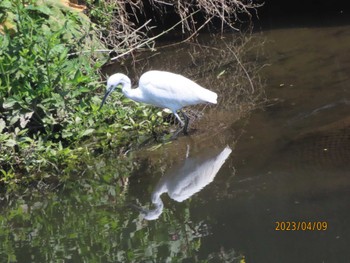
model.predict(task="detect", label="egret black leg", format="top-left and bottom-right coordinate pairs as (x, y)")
top-left (180, 110), bottom-right (189, 135)
top-left (171, 110), bottom-right (189, 137)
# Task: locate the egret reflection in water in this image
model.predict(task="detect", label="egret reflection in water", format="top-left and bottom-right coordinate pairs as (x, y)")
top-left (140, 145), bottom-right (232, 220)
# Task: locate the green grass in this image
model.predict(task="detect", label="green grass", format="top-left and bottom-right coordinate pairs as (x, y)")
top-left (0, 0), bottom-right (167, 187)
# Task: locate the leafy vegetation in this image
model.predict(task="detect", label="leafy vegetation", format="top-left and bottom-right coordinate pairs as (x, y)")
top-left (0, 0), bottom-right (166, 186)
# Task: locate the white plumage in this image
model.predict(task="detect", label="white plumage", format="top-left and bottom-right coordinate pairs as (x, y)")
top-left (99, 70), bottom-right (218, 133)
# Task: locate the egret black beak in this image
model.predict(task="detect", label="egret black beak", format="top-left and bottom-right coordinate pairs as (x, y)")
top-left (99, 87), bottom-right (113, 111)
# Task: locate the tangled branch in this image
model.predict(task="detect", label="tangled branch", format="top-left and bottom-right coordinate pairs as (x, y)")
top-left (87, 0), bottom-right (263, 60)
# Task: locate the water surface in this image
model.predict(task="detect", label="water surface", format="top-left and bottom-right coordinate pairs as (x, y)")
top-left (1, 26), bottom-right (350, 262)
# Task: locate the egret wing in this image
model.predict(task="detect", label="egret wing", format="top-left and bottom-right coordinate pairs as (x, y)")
top-left (139, 71), bottom-right (214, 111)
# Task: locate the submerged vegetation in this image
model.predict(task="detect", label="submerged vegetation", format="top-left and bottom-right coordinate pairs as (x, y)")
top-left (0, 0), bottom-right (264, 186)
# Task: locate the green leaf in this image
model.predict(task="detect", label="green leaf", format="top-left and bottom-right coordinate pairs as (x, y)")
top-left (50, 44), bottom-right (65, 55)
top-left (5, 139), bottom-right (17, 147)
top-left (0, 118), bottom-right (6, 133)
top-left (81, 128), bottom-right (95, 137)
top-left (62, 131), bottom-right (73, 138)
top-left (20, 112), bottom-right (34, 128)
top-left (3, 98), bottom-right (17, 109)
top-left (26, 5), bottom-right (52, 16)
top-left (59, 48), bottom-right (69, 62)
top-left (0, 0), bottom-right (11, 9)
top-left (9, 115), bottom-right (20, 126)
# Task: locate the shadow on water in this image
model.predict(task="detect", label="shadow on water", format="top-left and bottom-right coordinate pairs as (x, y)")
top-left (1, 24), bottom-right (350, 262)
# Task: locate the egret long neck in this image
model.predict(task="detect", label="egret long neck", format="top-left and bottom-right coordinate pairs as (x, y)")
top-left (122, 82), bottom-right (143, 103)
top-left (143, 194), bottom-right (164, 220)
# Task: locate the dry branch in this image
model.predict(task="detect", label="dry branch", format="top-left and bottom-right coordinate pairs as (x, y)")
top-left (87, 0), bottom-right (263, 61)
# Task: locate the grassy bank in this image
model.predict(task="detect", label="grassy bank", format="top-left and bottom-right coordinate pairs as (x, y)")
top-left (0, 0), bottom-right (263, 187)
top-left (0, 0), bottom-right (166, 186)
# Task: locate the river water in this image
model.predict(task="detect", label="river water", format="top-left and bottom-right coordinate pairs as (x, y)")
top-left (1, 26), bottom-right (350, 262)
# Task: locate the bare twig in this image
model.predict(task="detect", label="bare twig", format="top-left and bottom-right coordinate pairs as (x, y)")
top-left (224, 42), bottom-right (255, 93)
top-left (88, 0), bottom-right (263, 61)
top-left (110, 10), bottom-right (201, 61)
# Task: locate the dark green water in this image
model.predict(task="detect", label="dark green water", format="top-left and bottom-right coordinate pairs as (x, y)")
top-left (1, 26), bottom-right (350, 262)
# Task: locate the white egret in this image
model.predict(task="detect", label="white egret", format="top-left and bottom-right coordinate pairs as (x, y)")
top-left (99, 70), bottom-right (218, 134)
top-left (141, 145), bottom-right (232, 220)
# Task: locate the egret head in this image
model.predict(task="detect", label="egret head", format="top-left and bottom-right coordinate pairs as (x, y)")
top-left (142, 194), bottom-right (164, 221)
top-left (99, 73), bottom-right (131, 110)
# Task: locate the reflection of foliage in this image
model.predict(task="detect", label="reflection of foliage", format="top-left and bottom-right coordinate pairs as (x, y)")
top-left (0, 133), bottom-right (243, 262)
top-left (207, 248), bottom-right (246, 263)
top-left (0, 154), bottom-right (214, 262)
top-left (129, 201), bottom-right (211, 261)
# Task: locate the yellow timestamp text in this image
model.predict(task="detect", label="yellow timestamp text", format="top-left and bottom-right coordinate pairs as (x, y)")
top-left (275, 221), bottom-right (328, 231)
